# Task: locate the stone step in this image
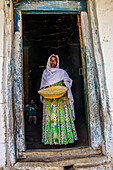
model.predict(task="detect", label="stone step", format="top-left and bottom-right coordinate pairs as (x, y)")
top-left (74, 159), bottom-right (113, 170)
top-left (18, 146), bottom-right (102, 162)
top-left (14, 155), bottom-right (108, 169)
top-left (74, 164), bottom-right (112, 170)
top-left (73, 156), bottom-right (109, 169)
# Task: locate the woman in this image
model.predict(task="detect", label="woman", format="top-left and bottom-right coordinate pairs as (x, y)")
top-left (40, 54), bottom-right (78, 145)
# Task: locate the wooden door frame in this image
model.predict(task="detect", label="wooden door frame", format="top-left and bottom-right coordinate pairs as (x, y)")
top-left (12, 0), bottom-right (111, 163)
top-left (13, 1), bottom-right (90, 155)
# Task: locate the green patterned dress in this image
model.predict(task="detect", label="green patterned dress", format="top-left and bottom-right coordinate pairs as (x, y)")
top-left (42, 81), bottom-right (78, 145)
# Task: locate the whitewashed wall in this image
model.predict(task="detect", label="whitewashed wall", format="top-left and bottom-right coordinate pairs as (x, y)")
top-left (0, 0), bottom-right (6, 168)
top-left (95, 0), bottom-right (113, 147)
top-left (0, 0), bottom-right (16, 168)
top-left (0, 0), bottom-right (113, 169)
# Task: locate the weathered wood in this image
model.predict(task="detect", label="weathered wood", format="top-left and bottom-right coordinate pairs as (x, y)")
top-left (18, 147), bottom-right (102, 162)
top-left (14, 11), bottom-right (26, 152)
top-left (14, 155), bottom-right (107, 168)
top-left (14, 0), bottom-right (87, 14)
top-left (23, 47), bottom-right (29, 103)
top-left (74, 164), bottom-right (113, 170)
top-left (3, 0), bottom-right (16, 166)
top-left (77, 14), bottom-right (89, 130)
top-left (88, 0), bottom-right (112, 157)
top-left (81, 11), bottom-right (102, 147)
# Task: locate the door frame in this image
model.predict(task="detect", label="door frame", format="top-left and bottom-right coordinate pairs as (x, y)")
top-left (13, 0), bottom-right (103, 161)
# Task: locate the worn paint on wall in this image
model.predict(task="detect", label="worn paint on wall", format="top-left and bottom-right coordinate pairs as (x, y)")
top-left (14, 10), bottom-right (20, 33)
top-left (95, 0), bottom-right (113, 145)
top-left (5, 0), bottom-right (17, 166)
top-left (95, 0), bottom-right (113, 157)
top-left (81, 12), bottom-right (102, 147)
top-left (0, 0), bottom-right (17, 168)
top-left (88, 0), bottom-right (113, 157)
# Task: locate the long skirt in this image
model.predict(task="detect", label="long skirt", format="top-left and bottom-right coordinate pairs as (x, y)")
top-left (42, 95), bottom-right (78, 145)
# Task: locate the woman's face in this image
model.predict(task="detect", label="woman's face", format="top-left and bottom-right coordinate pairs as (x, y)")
top-left (50, 56), bottom-right (57, 68)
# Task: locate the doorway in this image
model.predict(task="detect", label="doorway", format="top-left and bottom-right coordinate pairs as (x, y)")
top-left (23, 14), bottom-right (88, 149)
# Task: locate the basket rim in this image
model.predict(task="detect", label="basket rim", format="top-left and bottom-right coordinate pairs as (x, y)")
top-left (38, 85), bottom-right (68, 96)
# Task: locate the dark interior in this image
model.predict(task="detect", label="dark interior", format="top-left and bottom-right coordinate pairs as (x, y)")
top-left (23, 14), bottom-right (89, 149)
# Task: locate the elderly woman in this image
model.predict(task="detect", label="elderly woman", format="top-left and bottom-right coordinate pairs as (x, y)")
top-left (40, 54), bottom-right (78, 145)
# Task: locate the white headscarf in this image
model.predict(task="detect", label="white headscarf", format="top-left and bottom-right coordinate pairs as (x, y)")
top-left (40, 54), bottom-right (75, 120)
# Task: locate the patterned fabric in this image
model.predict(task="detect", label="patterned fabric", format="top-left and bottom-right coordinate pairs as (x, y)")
top-left (40, 55), bottom-right (75, 120)
top-left (42, 81), bottom-right (78, 145)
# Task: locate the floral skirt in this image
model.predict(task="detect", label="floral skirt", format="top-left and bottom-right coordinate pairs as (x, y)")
top-left (42, 95), bottom-right (78, 145)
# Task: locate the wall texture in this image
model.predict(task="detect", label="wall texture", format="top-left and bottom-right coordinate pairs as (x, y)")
top-left (0, 0), bottom-right (7, 167)
top-left (95, 0), bottom-right (113, 155)
top-left (0, 0), bottom-right (113, 169)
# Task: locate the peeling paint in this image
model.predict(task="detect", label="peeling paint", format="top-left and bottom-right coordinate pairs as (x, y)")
top-left (13, 0), bottom-right (87, 13)
top-left (14, 10), bottom-right (20, 33)
top-left (7, 0), bottom-right (10, 7)
top-left (0, 0), bottom-right (113, 169)
top-left (88, 0), bottom-right (113, 157)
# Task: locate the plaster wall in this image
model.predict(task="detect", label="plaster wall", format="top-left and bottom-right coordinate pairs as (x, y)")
top-left (0, 0), bottom-right (113, 168)
top-left (0, 0), bottom-right (6, 168)
top-left (0, 0), bottom-right (16, 168)
top-left (95, 0), bottom-right (113, 145)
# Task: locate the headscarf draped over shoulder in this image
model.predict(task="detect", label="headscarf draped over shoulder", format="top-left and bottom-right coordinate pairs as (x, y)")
top-left (40, 54), bottom-right (75, 119)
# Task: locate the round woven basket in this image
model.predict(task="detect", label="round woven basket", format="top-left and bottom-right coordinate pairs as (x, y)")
top-left (38, 86), bottom-right (68, 99)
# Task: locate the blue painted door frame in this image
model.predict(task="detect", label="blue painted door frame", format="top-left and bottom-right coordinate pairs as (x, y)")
top-left (14, 1), bottom-right (87, 32)
top-left (14, 1), bottom-right (87, 13)
top-left (13, 0), bottom-right (87, 152)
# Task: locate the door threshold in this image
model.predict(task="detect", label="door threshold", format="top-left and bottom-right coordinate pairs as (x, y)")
top-left (25, 145), bottom-right (90, 152)
top-left (15, 155), bottom-right (108, 169)
top-left (18, 146), bottom-right (102, 162)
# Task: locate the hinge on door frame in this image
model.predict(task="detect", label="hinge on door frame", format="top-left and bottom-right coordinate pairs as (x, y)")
top-left (79, 67), bottom-right (83, 76)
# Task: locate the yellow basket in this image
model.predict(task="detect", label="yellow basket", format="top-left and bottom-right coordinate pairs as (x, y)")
top-left (38, 86), bottom-right (68, 99)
